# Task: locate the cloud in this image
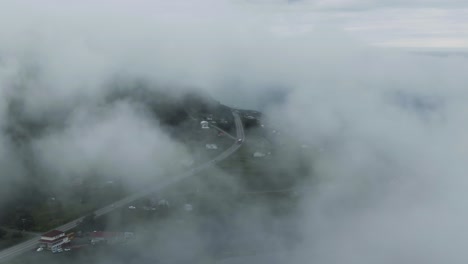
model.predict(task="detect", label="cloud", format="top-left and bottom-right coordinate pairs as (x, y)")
top-left (342, 8), bottom-right (468, 49)
top-left (281, 0), bottom-right (468, 9)
top-left (263, 40), bottom-right (468, 264)
top-left (1, 0), bottom-right (468, 263)
top-left (32, 101), bottom-right (190, 189)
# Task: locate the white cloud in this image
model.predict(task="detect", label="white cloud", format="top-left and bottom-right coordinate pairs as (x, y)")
top-left (32, 101), bottom-right (190, 188)
top-left (0, 0), bottom-right (468, 262)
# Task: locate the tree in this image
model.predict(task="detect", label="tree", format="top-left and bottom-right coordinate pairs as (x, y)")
top-left (15, 213), bottom-right (34, 231)
top-left (79, 213), bottom-right (97, 232)
top-left (0, 228), bottom-right (6, 239)
top-left (11, 232), bottom-right (23, 239)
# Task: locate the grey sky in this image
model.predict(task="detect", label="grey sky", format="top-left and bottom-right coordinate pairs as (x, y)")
top-left (245, 1), bottom-right (468, 49)
top-left (2, 0), bottom-right (468, 51)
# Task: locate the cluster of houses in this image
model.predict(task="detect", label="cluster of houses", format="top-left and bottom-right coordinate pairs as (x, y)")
top-left (38, 229), bottom-right (134, 253)
top-left (90, 231), bottom-right (134, 245)
top-left (200, 114), bottom-right (229, 130)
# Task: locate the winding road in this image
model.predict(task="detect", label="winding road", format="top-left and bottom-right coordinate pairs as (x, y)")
top-left (0, 111), bottom-right (244, 263)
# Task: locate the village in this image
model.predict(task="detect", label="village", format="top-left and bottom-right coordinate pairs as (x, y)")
top-left (30, 109), bottom-right (286, 258)
top-left (0, 101), bottom-right (307, 264)
top-left (36, 229), bottom-right (135, 254)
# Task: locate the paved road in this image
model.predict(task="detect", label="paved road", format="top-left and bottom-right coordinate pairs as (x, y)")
top-left (0, 111), bottom-right (244, 263)
top-left (0, 228), bottom-right (40, 237)
top-left (211, 125), bottom-right (237, 140)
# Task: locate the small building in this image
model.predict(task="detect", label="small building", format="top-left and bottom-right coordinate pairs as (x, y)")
top-left (180, 159), bottom-right (194, 168)
top-left (253, 152), bottom-right (266, 158)
top-left (71, 177), bottom-right (83, 187)
top-left (184, 203), bottom-right (193, 212)
top-left (200, 121), bottom-right (209, 129)
top-left (205, 144), bottom-right (218, 150)
top-left (158, 199), bottom-right (170, 208)
top-left (39, 230), bottom-right (69, 251)
top-left (90, 231), bottom-right (134, 245)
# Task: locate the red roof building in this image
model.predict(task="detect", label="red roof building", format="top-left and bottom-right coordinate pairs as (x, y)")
top-left (90, 231), bottom-right (120, 239)
top-left (39, 230), bottom-right (69, 251)
top-left (89, 231), bottom-right (134, 245)
top-left (41, 230), bottom-right (64, 239)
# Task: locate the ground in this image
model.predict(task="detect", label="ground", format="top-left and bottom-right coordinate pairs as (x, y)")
top-left (4, 104), bottom-right (313, 263)
top-left (0, 231), bottom-right (35, 251)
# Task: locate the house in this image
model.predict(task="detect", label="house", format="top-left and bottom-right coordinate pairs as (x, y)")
top-left (90, 231), bottom-right (120, 244)
top-left (220, 118), bottom-right (228, 124)
top-left (71, 177), bottom-right (83, 187)
top-left (200, 121), bottom-right (209, 129)
top-left (184, 203), bottom-right (193, 212)
top-left (205, 144), bottom-right (218, 150)
top-left (90, 231), bottom-right (134, 245)
top-left (158, 199), bottom-right (170, 208)
top-left (253, 152), bottom-right (266, 158)
top-left (218, 252), bottom-right (287, 264)
top-left (39, 230), bottom-right (70, 251)
top-left (180, 159), bottom-right (194, 168)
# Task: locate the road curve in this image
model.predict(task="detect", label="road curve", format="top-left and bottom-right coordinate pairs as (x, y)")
top-left (0, 111), bottom-right (244, 263)
top-left (211, 125), bottom-right (237, 140)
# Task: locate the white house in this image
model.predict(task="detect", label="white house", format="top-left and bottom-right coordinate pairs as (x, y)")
top-left (253, 152), bottom-right (266, 158)
top-left (158, 199), bottom-right (170, 208)
top-left (90, 231), bottom-right (133, 244)
top-left (205, 144), bottom-right (218, 150)
top-left (200, 121), bottom-right (209, 129)
top-left (184, 203), bottom-right (193, 212)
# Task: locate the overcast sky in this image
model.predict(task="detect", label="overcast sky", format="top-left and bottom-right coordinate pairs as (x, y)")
top-left (2, 0), bottom-right (468, 51)
top-left (249, 0), bottom-right (468, 49)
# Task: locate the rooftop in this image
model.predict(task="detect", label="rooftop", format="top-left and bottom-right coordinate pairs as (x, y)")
top-left (41, 230), bottom-right (64, 238)
top-left (90, 231), bottom-right (121, 238)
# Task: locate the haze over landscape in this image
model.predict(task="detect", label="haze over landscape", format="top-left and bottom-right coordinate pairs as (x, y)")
top-left (1, 0), bottom-right (468, 263)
